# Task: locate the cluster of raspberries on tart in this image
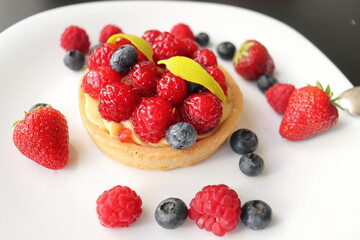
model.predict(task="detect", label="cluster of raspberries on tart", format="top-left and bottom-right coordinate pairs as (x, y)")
top-left (62, 23), bottom-right (243, 170)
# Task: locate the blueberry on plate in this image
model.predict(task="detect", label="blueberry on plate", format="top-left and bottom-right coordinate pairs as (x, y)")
top-left (63, 50), bottom-right (85, 71)
top-left (155, 197), bottom-right (188, 229)
top-left (241, 200), bottom-right (272, 230)
top-left (239, 153), bottom-right (264, 176)
top-left (230, 128), bottom-right (258, 155)
top-left (166, 122), bottom-right (197, 150)
top-left (216, 41), bottom-right (236, 60)
top-left (257, 74), bottom-right (278, 93)
top-left (195, 32), bottom-right (210, 47)
top-left (110, 44), bottom-right (138, 73)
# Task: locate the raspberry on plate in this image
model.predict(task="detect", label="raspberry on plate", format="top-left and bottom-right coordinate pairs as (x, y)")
top-left (88, 43), bottom-right (118, 70)
top-left (128, 61), bottom-right (160, 97)
top-left (181, 38), bottom-right (199, 58)
top-left (99, 24), bottom-right (123, 43)
top-left (170, 23), bottom-right (195, 40)
top-left (98, 82), bottom-right (142, 122)
top-left (265, 83), bottom-right (295, 114)
top-left (60, 25), bottom-right (90, 55)
top-left (156, 72), bottom-right (188, 105)
top-left (189, 184), bottom-right (242, 236)
top-left (96, 185), bottom-right (142, 228)
top-left (81, 66), bottom-right (122, 99)
top-left (181, 92), bottom-right (222, 134)
top-left (132, 96), bottom-right (175, 143)
top-left (152, 32), bottom-right (187, 62)
top-left (192, 48), bottom-right (218, 67)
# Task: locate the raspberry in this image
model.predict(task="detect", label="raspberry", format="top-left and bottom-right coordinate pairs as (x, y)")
top-left (96, 185), bottom-right (142, 228)
top-left (142, 29), bottom-right (161, 45)
top-left (99, 24), bottom-right (123, 43)
top-left (152, 32), bottom-right (186, 62)
top-left (188, 184), bottom-right (241, 237)
top-left (181, 92), bottom-right (222, 134)
top-left (88, 43), bottom-right (118, 70)
top-left (81, 66), bottom-right (122, 99)
top-left (170, 23), bottom-right (195, 40)
top-left (181, 38), bottom-right (199, 58)
top-left (157, 73), bottom-right (188, 105)
top-left (206, 65), bottom-right (228, 95)
top-left (98, 82), bottom-right (142, 122)
top-left (60, 25), bottom-right (90, 55)
top-left (128, 61), bottom-right (160, 96)
top-left (132, 97), bottom-right (175, 143)
top-left (192, 49), bottom-right (218, 67)
top-left (265, 83), bottom-right (296, 114)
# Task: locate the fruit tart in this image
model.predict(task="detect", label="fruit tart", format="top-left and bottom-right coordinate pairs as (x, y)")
top-left (78, 32), bottom-right (243, 170)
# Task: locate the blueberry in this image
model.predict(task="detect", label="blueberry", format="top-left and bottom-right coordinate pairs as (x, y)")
top-left (216, 41), bottom-right (236, 60)
top-left (187, 81), bottom-right (205, 94)
top-left (28, 103), bottom-right (51, 112)
top-left (257, 75), bottom-right (278, 93)
top-left (166, 122), bottom-right (197, 150)
top-left (195, 32), bottom-right (210, 47)
top-left (63, 50), bottom-right (85, 70)
top-left (230, 129), bottom-right (258, 155)
top-left (155, 197), bottom-right (188, 229)
top-left (239, 153), bottom-right (264, 176)
top-left (241, 200), bottom-right (272, 230)
top-left (110, 44), bottom-right (138, 73)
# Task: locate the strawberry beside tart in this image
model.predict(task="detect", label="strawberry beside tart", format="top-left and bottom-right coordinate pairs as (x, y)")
top-left (78, 32), bottom-right (243, 170)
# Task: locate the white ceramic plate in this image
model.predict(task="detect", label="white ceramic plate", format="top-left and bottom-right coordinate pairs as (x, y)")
top-left (1, 1), bottom-right (359, 239)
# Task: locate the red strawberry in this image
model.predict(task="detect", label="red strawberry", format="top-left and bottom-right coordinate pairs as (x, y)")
top-left (265, 83), bottom-right (296, 114)
top-left (279, 82), bottom-right (339, 141)
top-left (233, 40), bottom-right (274, 80)
top-left (13, 106), bottom-right (69, 169)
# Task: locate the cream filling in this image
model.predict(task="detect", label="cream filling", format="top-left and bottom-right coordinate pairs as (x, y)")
top-left (84, 93), bottom-right (232, 147)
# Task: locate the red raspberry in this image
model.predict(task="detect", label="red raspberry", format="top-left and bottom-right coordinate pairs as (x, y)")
top-left (181, 92), bottom-right (222, 134)
top-left (142, 29), bottom-right (161, 45)
top-left (170, 23), bottom-right (195, 40)
top-left (152, 32), bottom-right (186, 62)
top-left (192, 49), bottom-right (218, 67)
top-left (81, 66), bottom-right (122, 99)
top-left (96, 185), bottom-right (142, 228)
top-left (88, 43), bottom-right (118, 70)
top-left (128, 61), bottom-right (160, 96)
top-left (98, 82), bottom-right (142, 122)
top-left (132, 97), bottom-right (175, 143)
top-left (99, 24), bottom-right (123, 43)
top-left (157, 73), bottom-right (188, 105)
top-left (60, 25), bottom-right (90, 55)
top-left (188, 184), bottom-right (241, 237)
top-left (265, 83), bottom-right (296, 114)
top-left (206, 65), bottom-right (228, 95)
top-left (114, 38), bottom-right (132, 48)
top-left (181, 38), bottom-right (199, 57)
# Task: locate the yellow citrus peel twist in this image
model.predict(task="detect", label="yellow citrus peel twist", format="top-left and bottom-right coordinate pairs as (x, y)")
top-left (158, 56), bottom-right (227, 102)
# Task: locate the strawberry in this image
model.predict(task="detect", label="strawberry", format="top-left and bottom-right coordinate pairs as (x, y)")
top-left (279, 82), bottom-right (339, 141)
top-left (13, 106), bottom-right (69, 169)
top-left (233, 40), bottom-right (274, 81)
